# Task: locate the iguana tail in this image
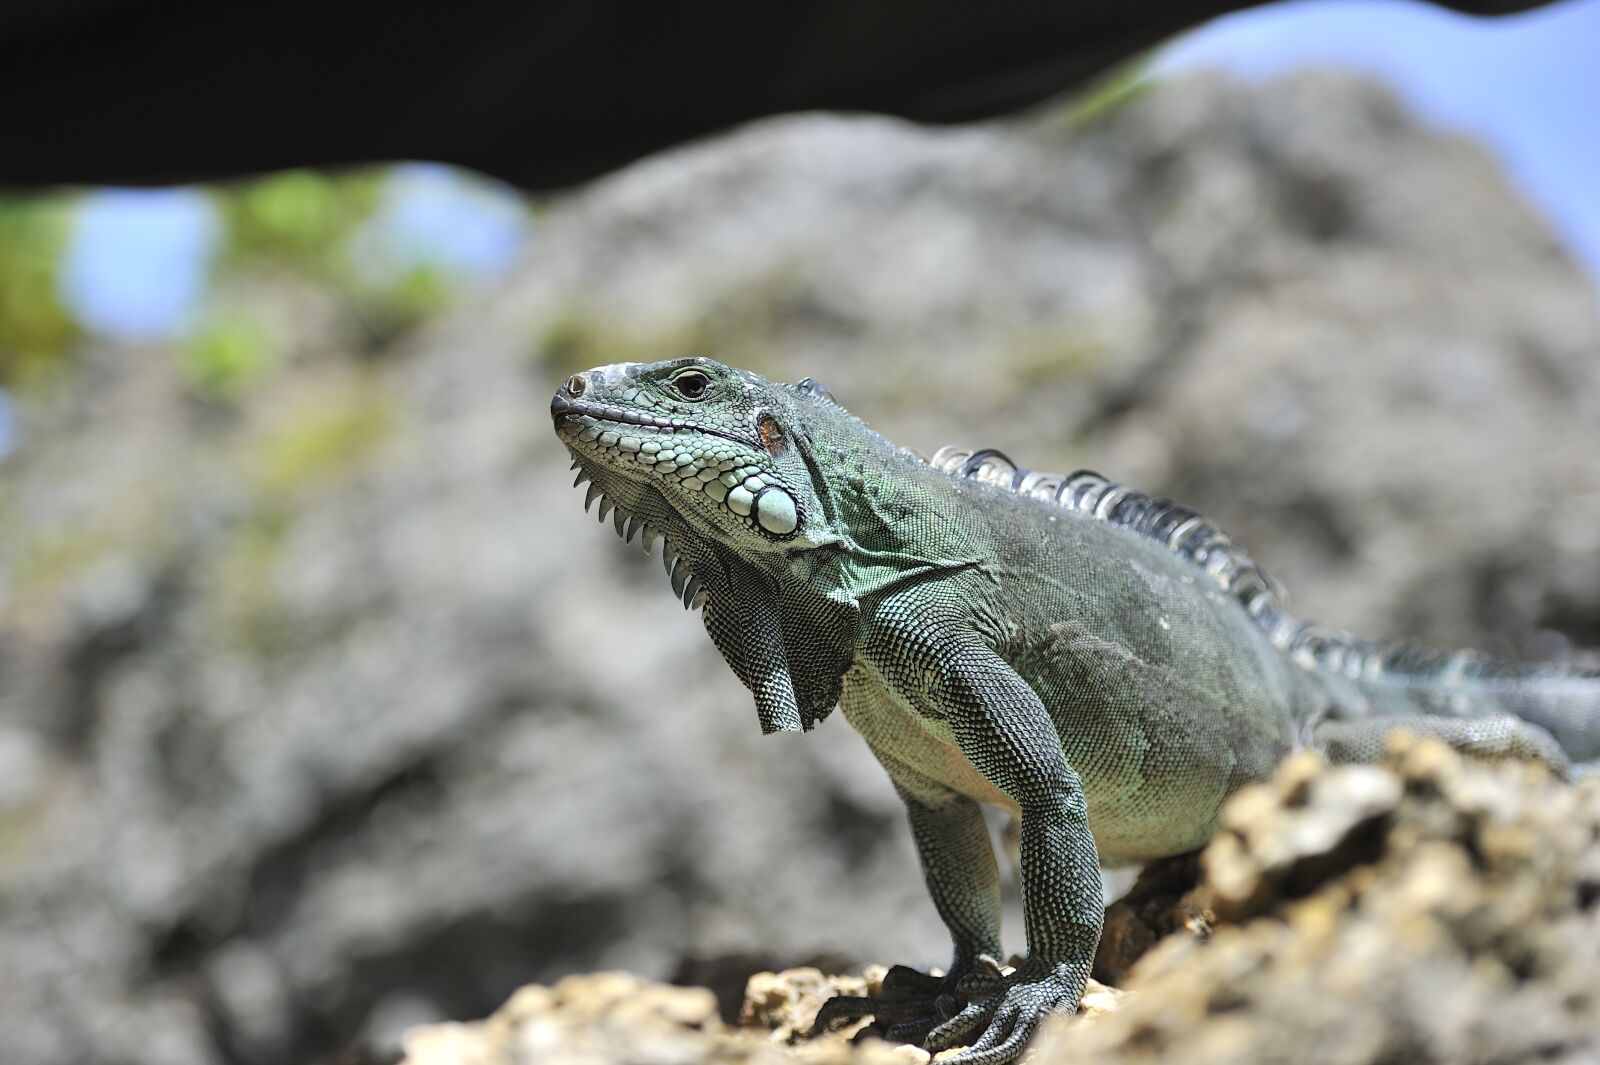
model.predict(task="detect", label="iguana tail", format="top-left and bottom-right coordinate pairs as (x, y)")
top-left (1293, 631), bottom-right (1600, 765)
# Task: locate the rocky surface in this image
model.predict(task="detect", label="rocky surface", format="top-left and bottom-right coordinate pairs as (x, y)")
top-left (1035, 735), bottom-right (1600, 1064)
top-left (397, 738), bottom-right (1598, 1065)
top-left (398, 965), bottom-right (1127, 1065)
top-left (2, 71), bottom-right (1599, 1065)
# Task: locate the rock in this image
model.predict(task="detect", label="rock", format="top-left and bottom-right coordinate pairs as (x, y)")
top-left (1093, 854), bottom-right (1210, 986)
top-left (1202, 753), bottom-right (1403, 922)
top-left (1030, 735), bottom-right (1600, 1065)
top-left (1075, 981), bottom-right (1128, 1020)
top-left (397, 966), bottom-right (1121, 1065)
top-left (398, 969), bottom-right (934, 1065)
top-left (396, 738), bottom-right (1596, 1064)
top-left (400, 972), bottom-right (736, 1065)
top-left (740, 966), bottom-right (887, 1042)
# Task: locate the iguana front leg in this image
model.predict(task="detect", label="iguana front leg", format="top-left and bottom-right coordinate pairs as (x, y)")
top-left (813, 752), bottom-right (1004, 1043)
top-left (870, 616), bottom-right (1103, 1064)
top-left (886, 759), bottom-right (1006, 982)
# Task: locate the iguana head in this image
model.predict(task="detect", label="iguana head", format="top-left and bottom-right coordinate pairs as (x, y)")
top-left (551, 357), bottom-right (836, 555)
top-left (551, 357), bottom-right (860, 734)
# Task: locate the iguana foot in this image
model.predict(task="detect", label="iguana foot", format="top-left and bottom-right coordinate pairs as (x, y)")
top-left (922, 960), bottom-right (1084, 1065)
top-left (808, 957), bottom-right (1006, 1043)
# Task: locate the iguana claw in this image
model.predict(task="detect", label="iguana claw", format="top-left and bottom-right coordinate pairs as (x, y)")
top-left (807, 958), bottom-right (1004, 1045)
top-left (923, 962), bottom-right (1082, 1064)
top-left (809, 989), bottom-right (954, 1033)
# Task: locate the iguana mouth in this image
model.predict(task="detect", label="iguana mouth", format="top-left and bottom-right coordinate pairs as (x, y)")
top-left (551, 393), bottom-right (677, 430)
top-left (554, 391), bottom-right (803, 542)
top-left (551, 394), bottom-right (756, 450)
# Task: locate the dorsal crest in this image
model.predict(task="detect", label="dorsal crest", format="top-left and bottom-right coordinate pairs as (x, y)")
top-left (930, 446), bottom-right (1600, 689)
top-left (927, 446), bottom-right (1304, 649)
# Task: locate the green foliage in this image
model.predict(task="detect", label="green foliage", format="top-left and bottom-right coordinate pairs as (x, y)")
top-left (210, 169), bottom-right (475, 356)
top-left (0, 167), bottom-right (523, 404)
top-left (210, 506), bottom-right (292, 653)
top-left (213, 169), bottom-right (385, 275)
top-left (1013, 326), bottom-right (1109, 387)
top-left (535, 308), bottom-right (744, 378)
top-left (179, 310), bottom-right (281, 396)
top-left (535, 309), bottom-right (614, 372)
top-left (245, 377), bottom-right (394, 498)
top-left (0, 196), bottom-right (80, 387)
top-left (532, 268), bottom-right (815, 378)
top-left (4, 523), bottom-right (115, 625)
top-left (1054, 57), bottom-right (1152, 129)
top-left (213, 375), bottom-right (396, 651)
top-left (353, 261), bottom-right (454, 346)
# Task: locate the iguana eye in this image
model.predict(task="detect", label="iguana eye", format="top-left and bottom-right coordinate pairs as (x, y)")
top-left (672, 371), bottom-right (710, 400)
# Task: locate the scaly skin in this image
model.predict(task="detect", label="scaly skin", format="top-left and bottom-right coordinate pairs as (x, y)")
top-left (551, 358), bottom-right (1600, 1064)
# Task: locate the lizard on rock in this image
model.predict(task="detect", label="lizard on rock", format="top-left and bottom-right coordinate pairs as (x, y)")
top-left (550, 357), bottom-right (1600, 1064)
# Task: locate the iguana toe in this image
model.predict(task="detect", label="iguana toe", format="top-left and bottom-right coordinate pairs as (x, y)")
top-left (809, 962), bottom-right (973, 1042)
top-left (926, 964), bottom-right (1081, 1064)
top-left (878, 963), bottom-right (946, 997)
top-left (809, 991), bottom-right (938, 1035)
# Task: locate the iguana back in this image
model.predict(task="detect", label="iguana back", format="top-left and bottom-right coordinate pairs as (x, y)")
top-left (930, 444), bottom-right (1600, 768)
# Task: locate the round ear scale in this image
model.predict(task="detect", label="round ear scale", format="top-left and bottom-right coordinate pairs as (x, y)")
top-left (793, 377), bottom-right (836, 402)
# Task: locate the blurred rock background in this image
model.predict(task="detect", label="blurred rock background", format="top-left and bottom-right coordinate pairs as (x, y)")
top-left (2, 63), bottom-right (1598, 1065)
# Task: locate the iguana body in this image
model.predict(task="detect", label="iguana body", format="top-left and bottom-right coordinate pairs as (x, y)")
top-left (551, 358), bottom-right (1600, 1064)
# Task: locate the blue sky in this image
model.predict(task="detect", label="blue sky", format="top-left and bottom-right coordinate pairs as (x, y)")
top-left (43, 0), bottom-right (1600, 347)
top-left (62, 189), bottom-right (219, 339)
top-left (1157, 0), bottom-right (1600, 283)
top-left (57, 165), bottom-right (528, 343)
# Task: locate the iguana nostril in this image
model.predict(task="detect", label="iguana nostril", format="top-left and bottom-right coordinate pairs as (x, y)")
top-left (567, 373), bottom-right (587, 396)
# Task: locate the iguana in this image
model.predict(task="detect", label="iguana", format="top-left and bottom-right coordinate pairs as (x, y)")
top-left (550, 357), bottom-right (1600, 1064)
